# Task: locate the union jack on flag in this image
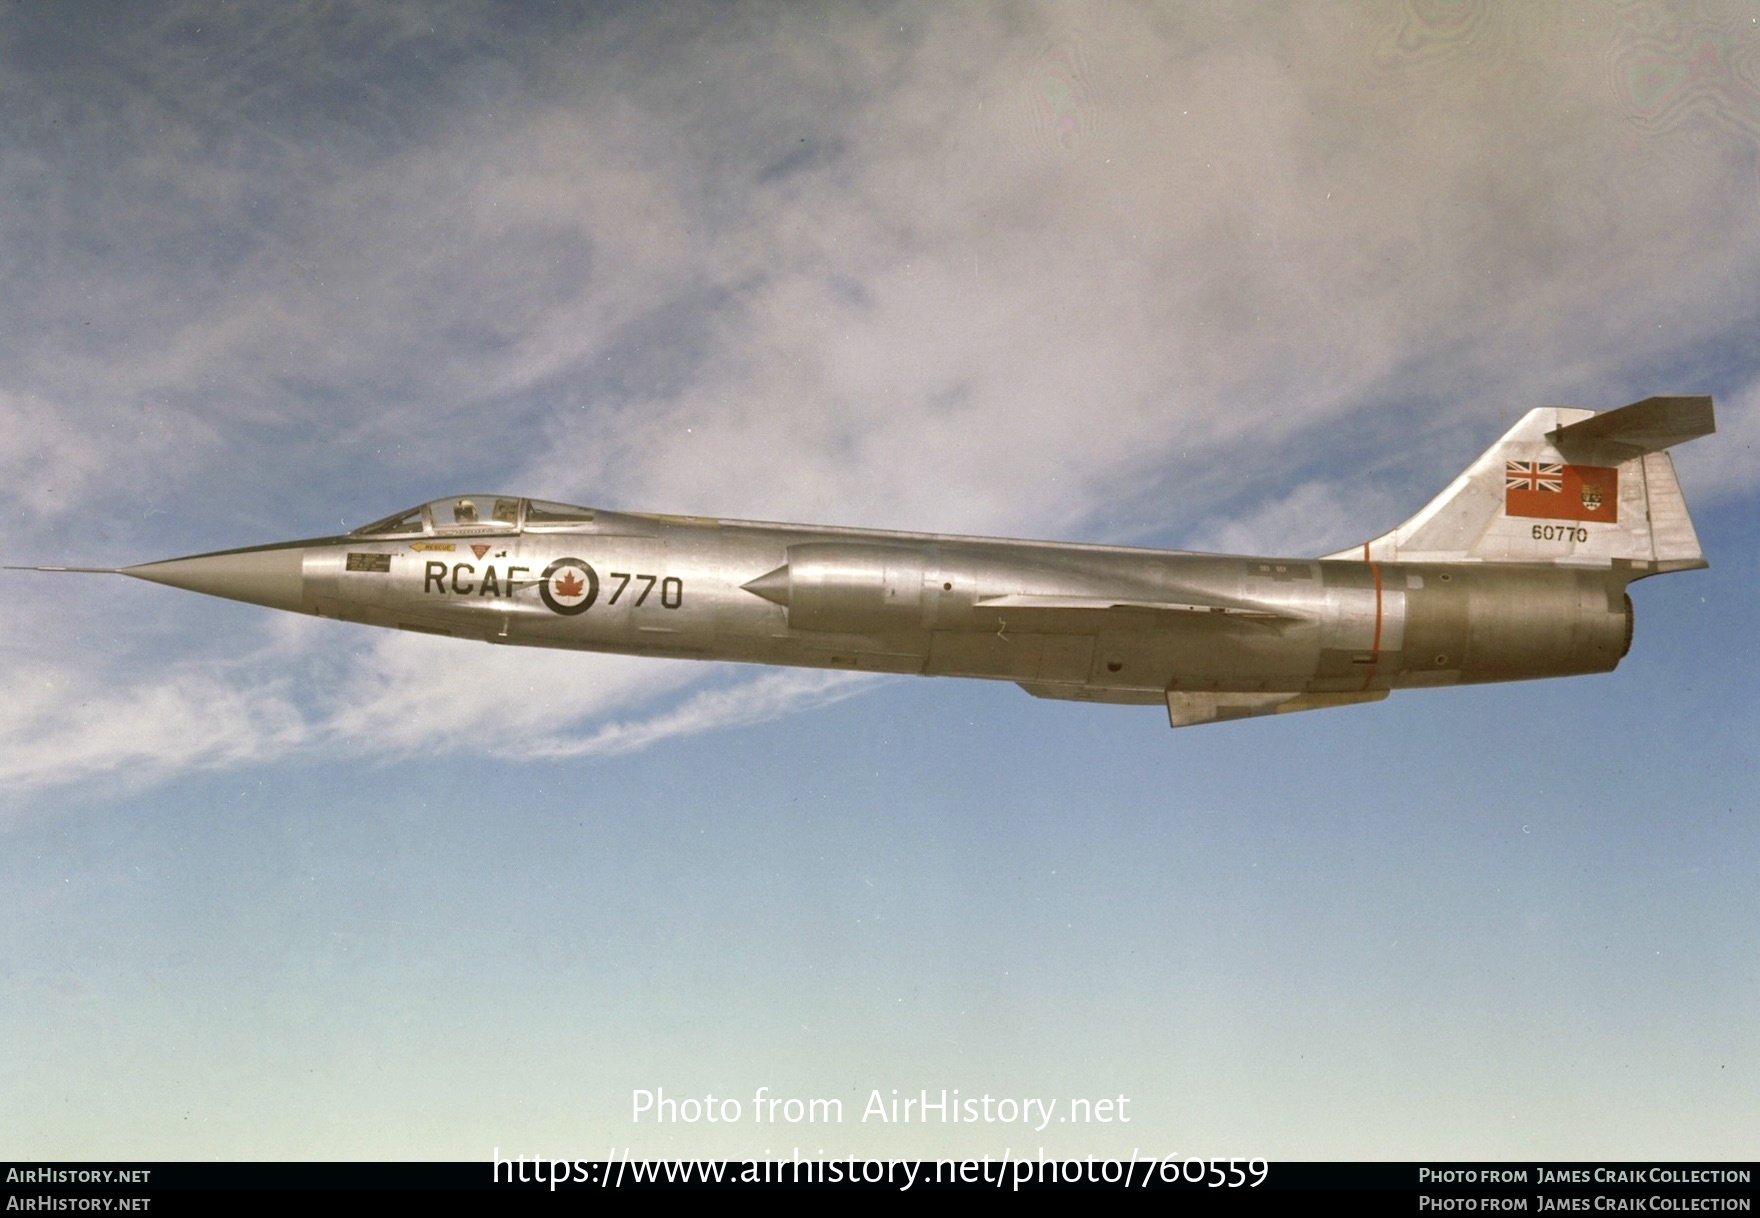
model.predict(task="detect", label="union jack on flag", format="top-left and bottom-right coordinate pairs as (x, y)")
top-left (1505, 460), bottom-right (1563, 493)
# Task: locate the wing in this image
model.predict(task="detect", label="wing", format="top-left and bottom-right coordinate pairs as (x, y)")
top-left (972, 593), bottom-right (1304, 634)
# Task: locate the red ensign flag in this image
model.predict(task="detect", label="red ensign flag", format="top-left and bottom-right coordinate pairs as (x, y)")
top-left (1505, 460), bottom-right (1619, 523)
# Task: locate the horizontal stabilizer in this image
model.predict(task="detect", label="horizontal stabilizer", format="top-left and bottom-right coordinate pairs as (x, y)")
top-left (1547, 395), bottom-right (1714, 462)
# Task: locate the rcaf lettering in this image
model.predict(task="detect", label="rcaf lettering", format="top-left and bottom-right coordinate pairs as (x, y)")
top-left (426, 559), bottom-right (679, 608)
top-left (423, 562), bottom-right (531, 598)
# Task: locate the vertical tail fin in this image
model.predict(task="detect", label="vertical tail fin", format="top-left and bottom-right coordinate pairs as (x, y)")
top-left (1324, 396), bottom-right (1715, 576)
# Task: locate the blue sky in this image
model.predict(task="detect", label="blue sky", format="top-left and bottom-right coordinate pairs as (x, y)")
top-left (2, 2), bottom-right (1756, 1161)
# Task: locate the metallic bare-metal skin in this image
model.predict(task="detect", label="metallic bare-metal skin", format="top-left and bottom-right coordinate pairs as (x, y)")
top-left (20, 396), bottom-right (1714, 728)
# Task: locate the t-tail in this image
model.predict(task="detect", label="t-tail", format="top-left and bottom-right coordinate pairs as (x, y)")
top-left (1324, 395), bottom-right (1715, 578)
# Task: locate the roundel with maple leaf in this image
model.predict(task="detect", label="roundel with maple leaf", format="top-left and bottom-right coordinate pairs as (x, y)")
top-left (539, 557), bottom-right (599, 615)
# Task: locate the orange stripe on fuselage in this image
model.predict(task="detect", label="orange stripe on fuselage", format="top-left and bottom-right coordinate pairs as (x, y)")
top-left (1361, 560), bottom-right (1382, 691)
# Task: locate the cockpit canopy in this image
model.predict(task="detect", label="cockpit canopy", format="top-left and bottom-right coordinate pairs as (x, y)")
top-left (350, 496), bottom-right (595, 538)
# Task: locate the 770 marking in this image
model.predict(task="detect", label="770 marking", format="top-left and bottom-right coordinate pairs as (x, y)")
top-left (608, 573), bottom-right (683, 609)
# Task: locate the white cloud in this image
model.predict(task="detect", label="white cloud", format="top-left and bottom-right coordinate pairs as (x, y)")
top-left (511, 669), bottom-right (877, 760)
top-left (315, 634), bottom-right (700, 754)
top-left (1673, 376), bottom-right (1760, 504)
top-left (1183, 480), bottom-right (1410, 559)
top-left (0, 662), bottom-right (307, 797)
top-left (0, 629), bottom-right (866, 799)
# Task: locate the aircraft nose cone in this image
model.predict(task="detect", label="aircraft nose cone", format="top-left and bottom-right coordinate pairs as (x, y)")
top-left (123, 546), bottom-right (308, 613)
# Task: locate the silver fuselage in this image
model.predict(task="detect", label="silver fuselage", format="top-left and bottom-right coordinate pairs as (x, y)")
top-left (39, 396), bottom-right (1706, 728)
top-left (128, 504), bottom-right (1633, 710)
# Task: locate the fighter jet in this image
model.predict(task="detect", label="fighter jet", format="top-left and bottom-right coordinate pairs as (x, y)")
top-left (14, 395), bottom-right (1715, 728)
